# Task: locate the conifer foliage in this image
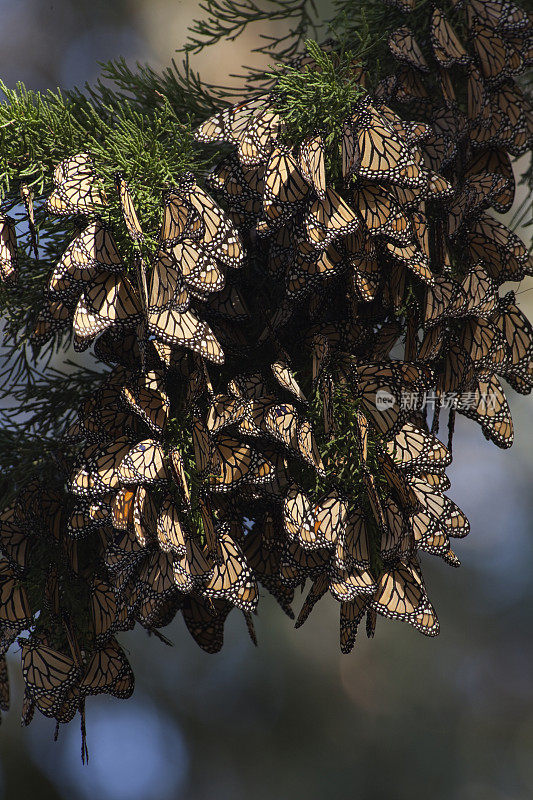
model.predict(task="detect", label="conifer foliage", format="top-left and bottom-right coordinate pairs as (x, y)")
top-left (0, 0), bottom-right (531, 749)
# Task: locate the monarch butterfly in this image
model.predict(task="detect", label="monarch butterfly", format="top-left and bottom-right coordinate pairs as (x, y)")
top-left (384, 423), bottom-right (451, 474)
top-left (304, 187), bottom-right (360, 249)
top-left (205, 155), bottom-right (263, 218)
top-left (146, 250), bottom-right (189, 313)
top-left (70, 436), bottom-right (134, 497)
top-left (285, 242), bottom-right (345, 300)
top-left (0, 562), bottom-right (32, 629)
top-left (115, 175), bottom-right (144, 242)
top-left (296, 419), bottom-right (325, 475)
top-left (68, 500), bottom-right (111, 538)
top-left (471, 22), bottom-right (511, 82)
top-left (0, 505), bottom-right (29, 569)
top-left (352, 183), bottom-right (413, 243)
top-left (388, 26), bottom-right (429, 71)
top-left (285, 488), bottom-right (347, 551)
top-left (458, 373), bottom-right (514, 448)
top-left (169, 240), bottom-right (225, 295)
top-left (49, 221), bottom-right (123, 300)
top-left (118, 439), bottom-right (168, 485)
top-left (456, 263), bottom-right (497, 319)
top-left (155, 495), bottom-right (185, 556)
top-left (80, 638), bottom-right (134, 699)
top-left (459, 317), bottom-right (507, 371)
top-left (490, 81), bottom-right (533, 157)
top-left (138, 549), bottom-right (178, 600)
top-left (348, 234), bottom-right (381, 302)
top-left (20, 638), bottom-right (80, 699)
top-left (411, 210), bottom-right (429, 259)
top-left (379, 495), bottom-right (411, 563)
top-left (329, 559), bottom-right (376, 604)
top-left (105, 524), bottom-right (146, 576)
top-left (423, 106), bottom-right (466, 170)
top-left (466, 0), bottom-right (529, 32)
top-left (194, 95), bottom-right (280, 165)
top-left (181, 594), bottom-right (231, 654)
top-left (169, 446), bottom-right (191, 505)
top-left (406, 476), bottom-right (456, 528)
top-left (263, 402), bottom-right (300, 451)
top-left (385, 241), bottom-right (433, 284)
top-left (172, 534), bottom-right (213, 594)
top-left (177, 176), bottom-right (244, 267)
top-left (465, 149), bottom-right (515, 213)
top-left (490, 293), bottom-right (533, 388)
top-left (370, 558), bottom-right (439, 635)
top-left (111, 488), bottom-right (136, 530)
top-left (334, 508), bottom-right (372, 573)
top-left (339, 595), bottom-right (372, 653)
top-left (425, 277), bottom-right (465, 327)
top-left (438, 65), bottom-right (457, 106)
top-left (206, 283), bottom-right (249, 321)
top-left (298, 134), bottom-right (326, 198)
top-left (370, 321), bottom-right (402, 361)
top-left (203, 527), bottom-right (258, 613)
top-left (394, 66), bottom-right (430, 106)
top-left (0, 215), bottom-right (17, 282)
top-left (466, 215), bottom-right (528, 285)
top-left (271, 361), bottom-right (307, 403)
top-left (159, 189), bottom-right (202, 245)
top-left (259, 146), bottom-right (308, 231)
top-left (408, 508), bottom-right (451, 556)
top-left (147, 307), bottom-right (224, 364)
top-left (31, 300), bottom-right (72, 345)
top-left (242, 515), bottom-right (294, 617)
top-left (280, 538), bottom-right (330, 587)
top-left (355, 361), bottom-right (433, 437)
top-left (208, 436), bottom-right (266, 491)
top-left (90, 579), bottom-right (118, 643)
top-left (132, 486), bottom-right (157, 547)
top-left (192, 417), bottom-right (211, 474)
top-left (344, 105), bottom-right (422, 186)
top-left (122, 374), bottom-right (170, 435)
top-left (430, 8), bottom-right (469, 68)
top-left (73, 272), bottom-right (142, 345)
top-left (80, 392), bottom-right (138, 445)
top-left (283, 487), bottom-right (315, 549)
top-left (206, 393), bottom-right (244, 433)
top-left (466, 65), bottom-right (491, 128)
top-left (46, 153), bottom-right (107, 216)
top-left (436, 342), bottom-right (476, 394)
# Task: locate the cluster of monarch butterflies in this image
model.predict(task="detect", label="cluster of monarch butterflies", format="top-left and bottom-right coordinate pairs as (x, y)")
top-left (0, 0), bottom-right (531, 748)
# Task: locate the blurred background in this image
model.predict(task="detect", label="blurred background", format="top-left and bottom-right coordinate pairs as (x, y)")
top-left (1, 1), bottom-right (533, 798)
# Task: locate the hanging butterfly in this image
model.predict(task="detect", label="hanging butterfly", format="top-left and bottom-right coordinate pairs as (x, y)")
top-left (430, 8), bottom-right (470, 68)
top-left (258, 145), bottom-right (309, 233)
top-left (115, 174), bottom-right (144, 242)
top-left (175, 175), bottom-right (245, 268)
top-left (298, 134), bottom-right (326, 198)
top-left (370, 558), bottom-right (439, 636)
top-left (388, 26), bottom-right (429, 72)
top-left (304, 187), bottom-right (360, 249)
top-left (0, 215), bottom-right (17, 283)
top-left (46, 153), bottom-right (107, 216)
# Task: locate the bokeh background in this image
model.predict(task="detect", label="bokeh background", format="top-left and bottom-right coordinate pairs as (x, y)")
top-left (1, 2), bottom-right (533, 798)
